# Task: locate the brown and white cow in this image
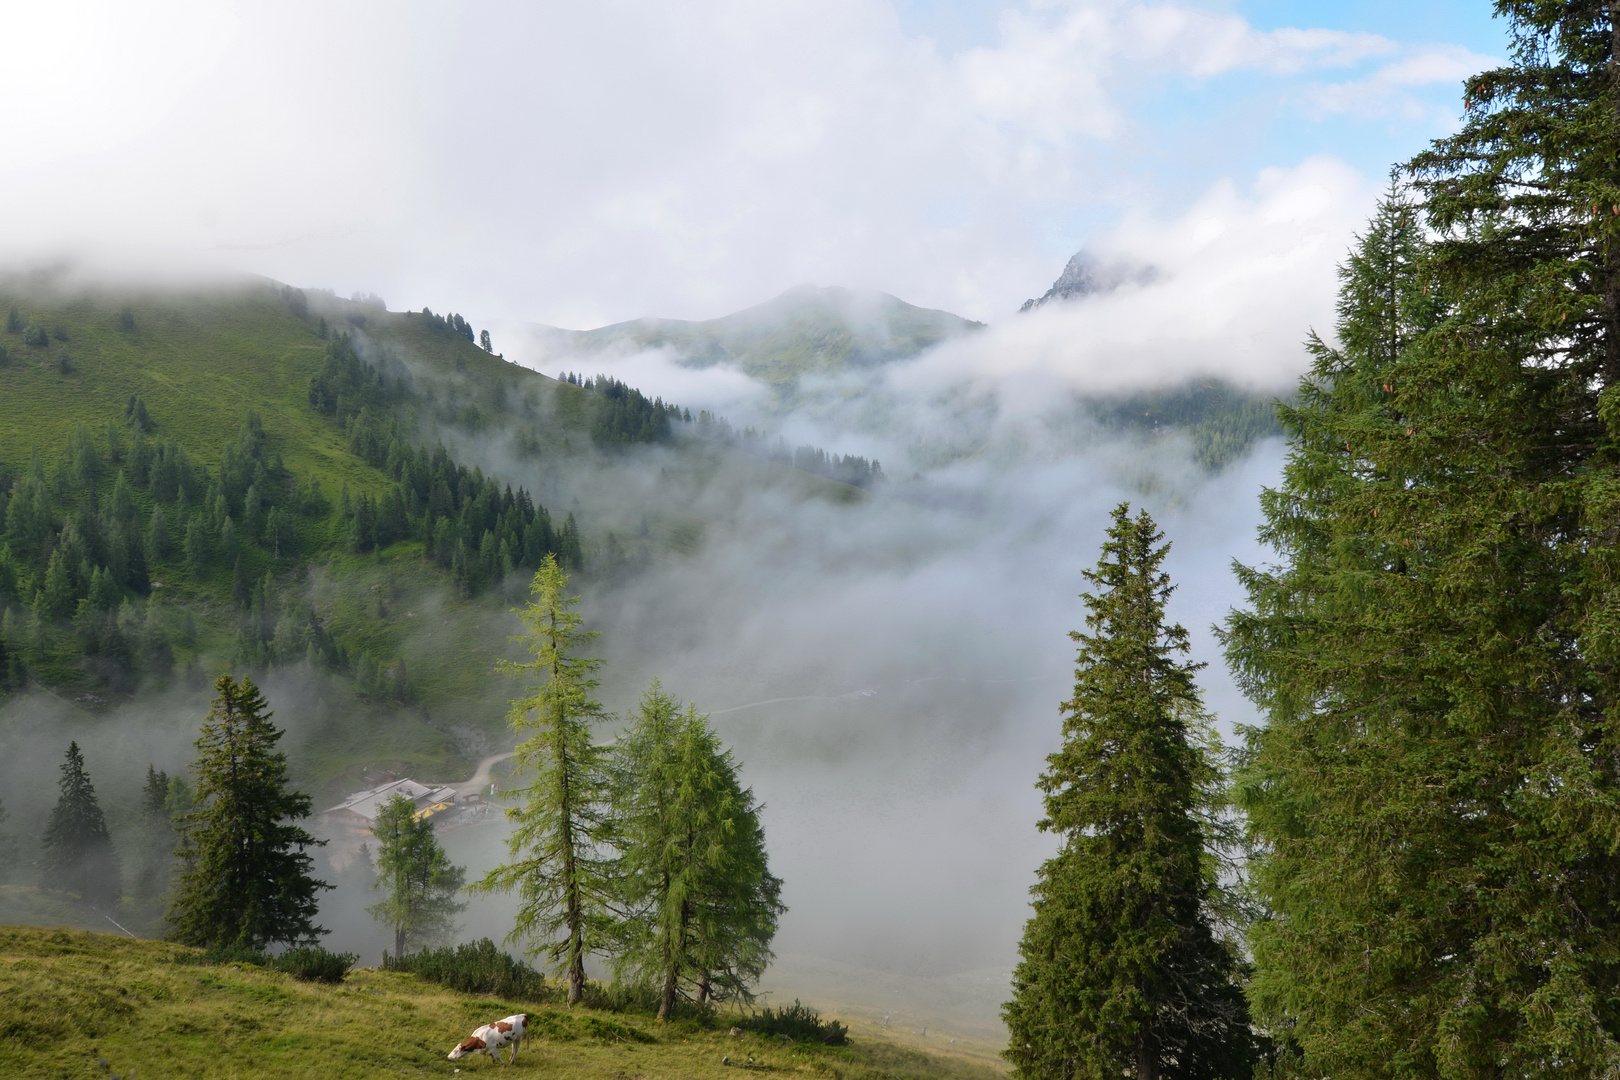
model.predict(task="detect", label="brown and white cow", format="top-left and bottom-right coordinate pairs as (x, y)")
top-left (448, 1014), bottom-right (529, 1066)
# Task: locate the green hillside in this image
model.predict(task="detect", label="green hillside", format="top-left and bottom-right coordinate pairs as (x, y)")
top-left (530, 285), bottom-right (984, 391)
top-left (0, 925), bottom-right (1000, 1080)
top-left (0, 277), bottom-right (869, 803)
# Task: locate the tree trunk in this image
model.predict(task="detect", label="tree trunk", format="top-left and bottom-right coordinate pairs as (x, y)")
top-left (395, 924), bottom-right (406, 962)
top-left (697, 971), bottom-right (711, 1006)
top-left (1607, 6), bottom-right (1620, 387)
top-left (1136, 1034), bottom-right (1157, 1080)
top-left (659, 968), bottom-right (678, 1023)
top-left (568, 963), bottom-right (584, 1006)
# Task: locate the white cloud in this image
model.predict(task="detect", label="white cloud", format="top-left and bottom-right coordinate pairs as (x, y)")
top-left (0, 0), bottom-right (1475, 328)
top-left (1303, 43), bottom-right (1497, 120)
top-left (892, 156), bottom-right (1375, 399)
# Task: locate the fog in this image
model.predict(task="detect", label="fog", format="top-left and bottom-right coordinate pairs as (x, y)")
top-left (369, 172), bottom-right (1316, 1037)
top-left (0, 174), bottom-right (1321, 1043)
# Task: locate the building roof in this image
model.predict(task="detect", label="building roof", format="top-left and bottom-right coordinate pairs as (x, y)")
top-left (324, 778), bottom-right (459, 824)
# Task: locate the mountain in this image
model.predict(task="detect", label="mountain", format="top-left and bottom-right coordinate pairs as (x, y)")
top-left (525, 284), bottom-right (984, 389)
top-left (1019, 252), bottom-right (1158, 312)
top-left (0, 275), bottom-right (866, 805)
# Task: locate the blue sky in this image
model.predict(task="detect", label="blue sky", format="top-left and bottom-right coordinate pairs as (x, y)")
top-left (893, 0), bottom-right (1508, 265)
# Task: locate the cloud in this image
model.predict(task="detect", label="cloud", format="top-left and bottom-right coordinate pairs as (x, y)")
top-left (0, 0), bottom-right (1479, 328)
top-left (889, 156), bottom-right (1374, 403)
top-left (959, 1), bottom-right (1397, 142)
top-left (1302, 43), bottom-right (1498, 120)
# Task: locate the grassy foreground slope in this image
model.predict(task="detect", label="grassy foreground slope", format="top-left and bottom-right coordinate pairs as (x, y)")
top-left (0, 926), bottom-right (1001, 1080)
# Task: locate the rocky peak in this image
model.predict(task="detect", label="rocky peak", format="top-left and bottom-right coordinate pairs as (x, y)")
top-left (1020, 252), bottom-right (1158, 313)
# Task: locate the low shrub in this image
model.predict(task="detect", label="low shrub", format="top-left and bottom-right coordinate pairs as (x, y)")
top-left (384, 938), bottom-right (548, 1000)
top-left (186, 943), bottom-right (356, 983)
top-left (23, 325), bottom-right (47, 347)
top-left (740, 1000), bottom-right (849, 1046)
top-left (581, 979), bottom-right (663, 1014)
top-left (192, 944), bottom-right (269, 967)
top-left (273, 946), bottom-right (357, 983)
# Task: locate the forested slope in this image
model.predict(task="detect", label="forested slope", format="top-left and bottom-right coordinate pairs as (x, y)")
top-left (0, 278), bottom-right (812, 795)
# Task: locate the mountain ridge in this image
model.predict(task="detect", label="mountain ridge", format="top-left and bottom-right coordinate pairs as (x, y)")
top-left (522, 284), bottom-right (985, 389)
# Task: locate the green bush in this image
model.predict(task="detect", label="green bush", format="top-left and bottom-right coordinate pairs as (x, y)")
top-left (383, 938), bottom-right (549, 1000)
top-left (191, 944), bottom-right (268, 967)
top-left (273, 946), bottom-right (357, 983)
top-left (581, 979), bottom-right (663, 1014)
top-left (23, 325), bottom-right (47, 347)
top-left (740, 1000), bottom-right (848, 1046)
top-left (186, 943), bottom-right (356, 983)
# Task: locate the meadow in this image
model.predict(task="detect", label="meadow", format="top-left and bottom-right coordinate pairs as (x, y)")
top-left (0, 925), bottom-right (1004, 1080)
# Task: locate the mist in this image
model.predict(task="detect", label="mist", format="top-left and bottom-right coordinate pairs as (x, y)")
top-left (398, 299), bottom-right (1293, 1041)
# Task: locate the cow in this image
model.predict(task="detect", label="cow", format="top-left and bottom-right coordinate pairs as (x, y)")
top-left (448, 1014), bottom-right (529, 1066)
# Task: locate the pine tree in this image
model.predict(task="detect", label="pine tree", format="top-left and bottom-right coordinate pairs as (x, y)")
top-left (40, 741), bottom-right (121, 907)
top-left (0, 795), bottom-right (15, 884)
top-left (146, 505), bottom-right (170, 561)
top-left (1221, 6), bottom-right (1620, 1071)
top-left (167, 675), bottom-right (329, 949)
top-left (134, 764), bottom-right (178, 903)
top-left (1005, 505), bottom-right (1251, 1080)
top-left (366, 793), bottom-right (466, 958)
top-left (610, 682), bottom-right (784, 1020)
top-left (470, 554), bottom-right (614, 1004)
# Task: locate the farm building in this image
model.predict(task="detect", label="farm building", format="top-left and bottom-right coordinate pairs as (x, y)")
top-left (323, 777), bottom-right (460, 829)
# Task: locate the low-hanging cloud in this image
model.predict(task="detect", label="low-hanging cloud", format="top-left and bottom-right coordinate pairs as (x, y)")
top-left (894, 156), bottom-right (1376, 402)
top-left (520, 157), bottom-right (1369, 484)
top-left (0, 1), bottom-right (1482, 328)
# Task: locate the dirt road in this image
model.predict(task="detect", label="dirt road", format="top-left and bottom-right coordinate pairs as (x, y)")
top-left (458, 751), bottom-right (517, 796)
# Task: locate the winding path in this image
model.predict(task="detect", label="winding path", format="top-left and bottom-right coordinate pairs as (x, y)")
top-left (457, 751), bottom-right (517, 796)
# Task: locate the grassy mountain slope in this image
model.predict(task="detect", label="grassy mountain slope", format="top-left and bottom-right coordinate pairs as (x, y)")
top-left (529, 285), bottom-right (985, 390)
top-left (0, 276), bottom-right (871, 805)
top-left (523, 285), bottom-right (1280, 473)
top-left (0, 925), bottom-right (1001, 1080)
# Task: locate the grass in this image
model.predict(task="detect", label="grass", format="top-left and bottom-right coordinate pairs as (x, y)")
top-left (0, 925), bottom-right (1004, 1080)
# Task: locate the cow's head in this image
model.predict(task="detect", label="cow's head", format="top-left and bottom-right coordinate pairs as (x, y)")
top-left (447, 1036), bottom-right (486, 1060)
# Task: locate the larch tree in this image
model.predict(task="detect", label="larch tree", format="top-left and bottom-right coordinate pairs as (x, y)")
top-left (366, 793), bottom-right (467, 959)
top-left (610, 682), bottom-right (783, 1021)
top-left (1005, 505), bottom-right (1252, 1080)
top-left (1223, 4), bottom-right (1620, 1073)
top-left (167, 675), bottom-right (328, 949)
top-left (470, 554), bottom-right (614, 1004)
top-left (40, 741), bottom-right (121, 907)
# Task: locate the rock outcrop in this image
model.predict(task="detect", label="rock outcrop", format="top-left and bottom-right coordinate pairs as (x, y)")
top-left (1020, 252), bottom-right (1157, 312)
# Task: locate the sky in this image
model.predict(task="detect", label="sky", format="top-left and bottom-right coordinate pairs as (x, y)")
top-left (0, 1), bottom-right (1506, 330)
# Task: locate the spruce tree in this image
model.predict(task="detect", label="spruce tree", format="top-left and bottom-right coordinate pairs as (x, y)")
top-left (0, 795), bottom-right (15, 884)
top-left (132, 763), bottom-right (187, 908)
top-left (610, 682), bottom-right (784, 1020)
top-left (167, 675), bottom-right (328, 949)
top-left (1005, 505), bottom-right (1250, 1080)
top-left (470, 554), bottom-right (614, 1004)
top-left (1222, 5), bottom-right (1620, 1072)
top-left (133, 764), bottom-right (171, 902)
top-left (366, 793), bottom-right (467, 959)
top-left (40, 741), bottom-right (121, 907)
